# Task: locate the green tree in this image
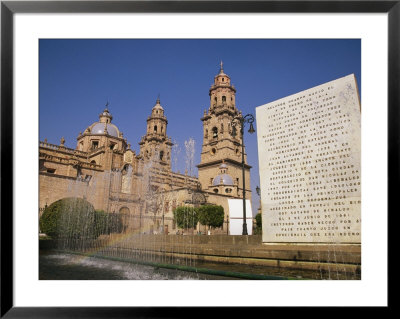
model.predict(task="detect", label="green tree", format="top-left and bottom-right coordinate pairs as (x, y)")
top-left (255, 212), bottom-right (262, 228)
top-left (197, 205), bottom-right (224, 231)
top-left (173, 206), bottom-right (198, 230)
top-left (254, 212), bottom-right (262, 235)
top-left (39, 198), bottom-right (123, 239)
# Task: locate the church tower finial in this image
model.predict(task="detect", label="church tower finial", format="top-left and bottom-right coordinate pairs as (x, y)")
top-left (99, 102), bottom-right (113, 123)
top-left (156, 94), bottom-right (160, 104)
top-left (219, 60), bottom-right (224, 73)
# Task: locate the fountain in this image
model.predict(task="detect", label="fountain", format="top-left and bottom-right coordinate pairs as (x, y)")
top-left (39, 134), bottom-right (360, 280)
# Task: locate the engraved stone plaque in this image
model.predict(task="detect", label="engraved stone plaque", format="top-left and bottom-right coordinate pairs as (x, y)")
top-left (256, 74), bottom-right (361, 243)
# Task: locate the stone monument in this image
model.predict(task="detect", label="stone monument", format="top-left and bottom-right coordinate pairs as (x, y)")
top-left (256, 74), bottom-right (361, 244)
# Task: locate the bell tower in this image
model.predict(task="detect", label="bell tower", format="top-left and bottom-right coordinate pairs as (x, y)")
top-left (139, 97), bottom-right (173, 170)
top-left (197, 62), bottom-right (251, 198)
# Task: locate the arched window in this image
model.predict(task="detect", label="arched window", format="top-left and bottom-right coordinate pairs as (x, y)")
top-left (212, 127), bottom-right (218, 139)
top-left (121, 164), bottom-right (130, 175)
top-left (154, 125), bottom-right (157, 132)
top-left (213, 189), bottom-right (219, 193)
top-left (159, 151), bottom-right (164, 160)
top-left (222, 96), bottom-right (226, 103)
top-left (76, 166), bottom-right (82, 178)
top-left (119, 206), bottom-right (130, 215)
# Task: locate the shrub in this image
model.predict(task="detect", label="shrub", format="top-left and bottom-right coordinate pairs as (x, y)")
top-left (39, 198), bottom-right (123, 239)
top-left (255, 212), bottom-right (262, 228)
top-left (94, 210), bottom-right (124, 235)
top-left (173, 206), bottom-right (198, 229)
top-left (197, 205), bottom-right (224, 229)
top-left (39, 201), bottom-right (64, 238)
top-left (39, 197), bottom-right (94, 238)
top-left (254, 212), bottom-right (262, 235)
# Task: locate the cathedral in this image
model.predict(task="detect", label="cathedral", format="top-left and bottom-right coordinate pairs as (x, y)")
top-left (39, 63), bottom-right (252, 234)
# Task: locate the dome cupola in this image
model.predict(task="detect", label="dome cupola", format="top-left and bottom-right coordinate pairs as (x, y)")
top-left (83, 104), bottom-right (122, 138)
top-left (212, 162), bottom-right (234, 186)
top-left (151, 96), bottom-right (164, 116)
top-left (76, 102), bottom-right (128, 156)
top-left (99, 103), bottom-right (113, 123)
top-left (213, 60), bottom-right (231, 87)
top-left (90, 122), bottom-right (120, 138)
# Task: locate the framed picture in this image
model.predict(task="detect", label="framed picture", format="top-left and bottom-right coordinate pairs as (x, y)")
top-left (1, 0), bottom-right (394, 316)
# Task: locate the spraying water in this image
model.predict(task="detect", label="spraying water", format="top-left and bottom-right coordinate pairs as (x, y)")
top-left (184, 137), bottom-right (195, 177)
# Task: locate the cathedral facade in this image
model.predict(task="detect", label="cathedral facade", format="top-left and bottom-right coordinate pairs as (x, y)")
top-left (39, 64), bottom-right (252, 234)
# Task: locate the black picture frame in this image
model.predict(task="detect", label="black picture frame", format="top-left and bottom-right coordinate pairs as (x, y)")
top-left (1, 1), bottom-right (395, 317)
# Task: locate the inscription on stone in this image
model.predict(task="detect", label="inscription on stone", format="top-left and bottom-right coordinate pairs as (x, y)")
top-left (256, 74), bottom-right (361, 243)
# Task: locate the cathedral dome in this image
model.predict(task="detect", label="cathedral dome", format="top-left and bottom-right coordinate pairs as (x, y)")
top-left (212, 161), bottom-right (233, 186)
top-left (84, 106), bottom-right (121, 138)
top-left (89, 122), bottom-right (120, 137)
top-left (212, 174), bottom-right (234, 186)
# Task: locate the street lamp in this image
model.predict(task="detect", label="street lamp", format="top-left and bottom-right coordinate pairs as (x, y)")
top-left (231, 113), bottom-right (255, 235)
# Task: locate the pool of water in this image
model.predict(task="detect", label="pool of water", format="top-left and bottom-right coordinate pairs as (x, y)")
top-left (39, 250), bottom-right (238, 280)
top-left (39, 250), bottom-right (360, 280)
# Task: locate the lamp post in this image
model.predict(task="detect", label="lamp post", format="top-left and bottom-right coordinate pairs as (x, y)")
top-left (231, 113), bottom-right (255, 235)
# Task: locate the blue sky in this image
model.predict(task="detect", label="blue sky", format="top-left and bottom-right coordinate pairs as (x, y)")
top-left (39, 39), bottom-right (361, 215)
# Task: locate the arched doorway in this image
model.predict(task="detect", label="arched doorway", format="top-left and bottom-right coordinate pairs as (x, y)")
top-left (119, 206), bottom-right (131, 230)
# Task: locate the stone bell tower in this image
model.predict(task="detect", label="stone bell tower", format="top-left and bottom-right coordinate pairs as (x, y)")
top-left (139, 97), bottom-right (173, 170)
top-left (197, 62), bottom-right (251, 199)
